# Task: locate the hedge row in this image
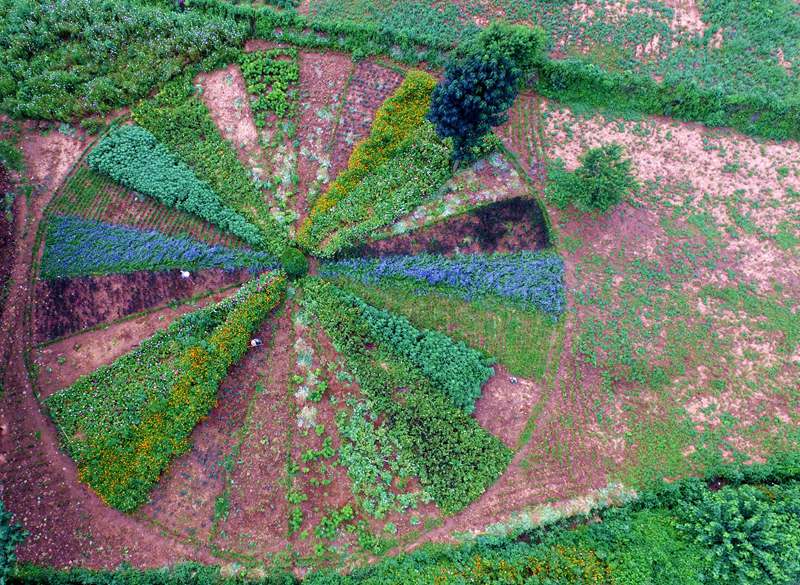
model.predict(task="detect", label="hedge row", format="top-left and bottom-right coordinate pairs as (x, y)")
top-left (188, 0), bottom-right (800, 143)
top-left (301, 279), bottom-right (510, 514)
top-left (190, 0), bottom-right (455, 66)
top-left (533, 58), bottom-right (800, 142)
top-left (46, 272), bottom-right (286, 511)
top-left (87, 125), bottom-right (264, 248)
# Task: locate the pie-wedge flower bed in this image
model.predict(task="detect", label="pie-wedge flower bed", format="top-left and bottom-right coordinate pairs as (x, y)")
top-left (301, 279), bottom-right (511, 514)
top-left (45, 272), bottom-right (287, 512)
top-left (297, 70), bottom-right (443, 253)
top-left (40, 215), bottom-right (278, 279)
top-left (87, 125), bottom-right (265, 248)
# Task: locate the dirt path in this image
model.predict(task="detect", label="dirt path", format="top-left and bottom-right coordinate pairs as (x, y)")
top-left (0, 127), bottom-right (212, 568)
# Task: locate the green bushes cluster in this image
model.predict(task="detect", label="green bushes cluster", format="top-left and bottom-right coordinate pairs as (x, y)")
top-left (132, 75), bottom-right (290, 255)
top-left (87, 125), bottom-right (263, 247)
top-left (347, 292), bottom-right (494, 413)
top-left (547, 144), bottom-right (639, 214)
top-left (0, 0), bottom-right (246, 121)
top-left (238, 48), bottom-right (299, 127)
top-left (1, 499), bottom-right (26, 585)
top-left (46, 273), bottom-right (286, 511)
top-left (302, 279), bottom-right (511, 514)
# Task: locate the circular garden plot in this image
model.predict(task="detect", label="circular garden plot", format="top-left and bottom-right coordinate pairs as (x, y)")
top-left (5, 52), bottom-right (561, 569)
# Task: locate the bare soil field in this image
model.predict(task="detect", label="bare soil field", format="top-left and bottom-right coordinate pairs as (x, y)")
top-left (34, 268), bottom-right (252, 343)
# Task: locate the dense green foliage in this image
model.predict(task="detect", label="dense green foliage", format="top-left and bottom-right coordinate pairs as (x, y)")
top-left (428, 23), bottom-right (545, 161)
top-left (0, 0), bottom-right (245, 120)
top-left (323, 283), bottom-right (494, 413)
top-left (681, 484), bottom-right (800, 584)
top-left (547, 144), bottom-right (639, 214)
top-left (0, 499), bottom-right (26, 585)
top-left (310, 123), bottom-right (452, 257)
top-left (279, 247), bottom-right (308, 278)
top-left (87, 125), bottom-right (263, 247)
top-left (132, 74), bottom-right (290, 255)
top-left (302, 279), bottom-right (511, 513)
top-left (46, 273), bottom-right (286, 511)
top-left (238, 48), bottom-right (299, 127)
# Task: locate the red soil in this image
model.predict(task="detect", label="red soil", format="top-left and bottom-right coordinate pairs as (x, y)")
top-left (34, 268), bottom-right (252, 344)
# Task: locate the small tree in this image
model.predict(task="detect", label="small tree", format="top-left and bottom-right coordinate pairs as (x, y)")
top-left (548, 144), bottom-right (638, 213)
top-left (427, 23), bottom-right (546, 163)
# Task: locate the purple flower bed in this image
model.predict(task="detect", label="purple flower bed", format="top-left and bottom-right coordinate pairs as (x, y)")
top-left (321, 251), bottom-right (566, 316)
top-left (41, 215), bottom-right (278, 279)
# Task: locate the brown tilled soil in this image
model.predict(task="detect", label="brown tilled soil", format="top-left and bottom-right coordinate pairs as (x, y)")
top-left (347, 197), bottom-right (549, 257)
top-left (34, 287), bottom-right (238, 399)
top-left (295, 52), bottom-right (354, 224)
top-left (328, 61), bottom-right (403, 178)
top-left (34, 268), bottom-right (252, 344)
top-left (210, 307), bottom-right (295, 557)
top-left (0, 164), bottom-right (14, 303)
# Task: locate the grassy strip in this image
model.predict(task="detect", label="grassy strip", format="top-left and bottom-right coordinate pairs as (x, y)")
top-left (333, 276), bottom-right (563, 381)
top-left (46, 272), bottom-right (287, 512)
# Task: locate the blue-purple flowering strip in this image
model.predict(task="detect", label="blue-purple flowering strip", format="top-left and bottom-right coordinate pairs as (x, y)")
top-left (41, 215), bottom-right (278, 279)
top-left (320, 251), bottom-right (566, 317)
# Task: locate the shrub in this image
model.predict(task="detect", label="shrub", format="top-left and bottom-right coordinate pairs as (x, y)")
top-left (280, 247), bottom-right (308, 279)
top-left (680, 485), bottom-right (800, 584)
top-left (87, 125), bottom-right (264, 247)
top-left (548, 144), bottom-right (639, 213)
top-left (238, 48), bottom-right (300, 128)
top-left (0, 499), bottom-right (26, 584)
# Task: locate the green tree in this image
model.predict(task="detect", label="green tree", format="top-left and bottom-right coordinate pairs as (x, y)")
top-left (548, 144), bottom-right (638, 213)
top-left (427, 23), bottom-right (546, 163)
